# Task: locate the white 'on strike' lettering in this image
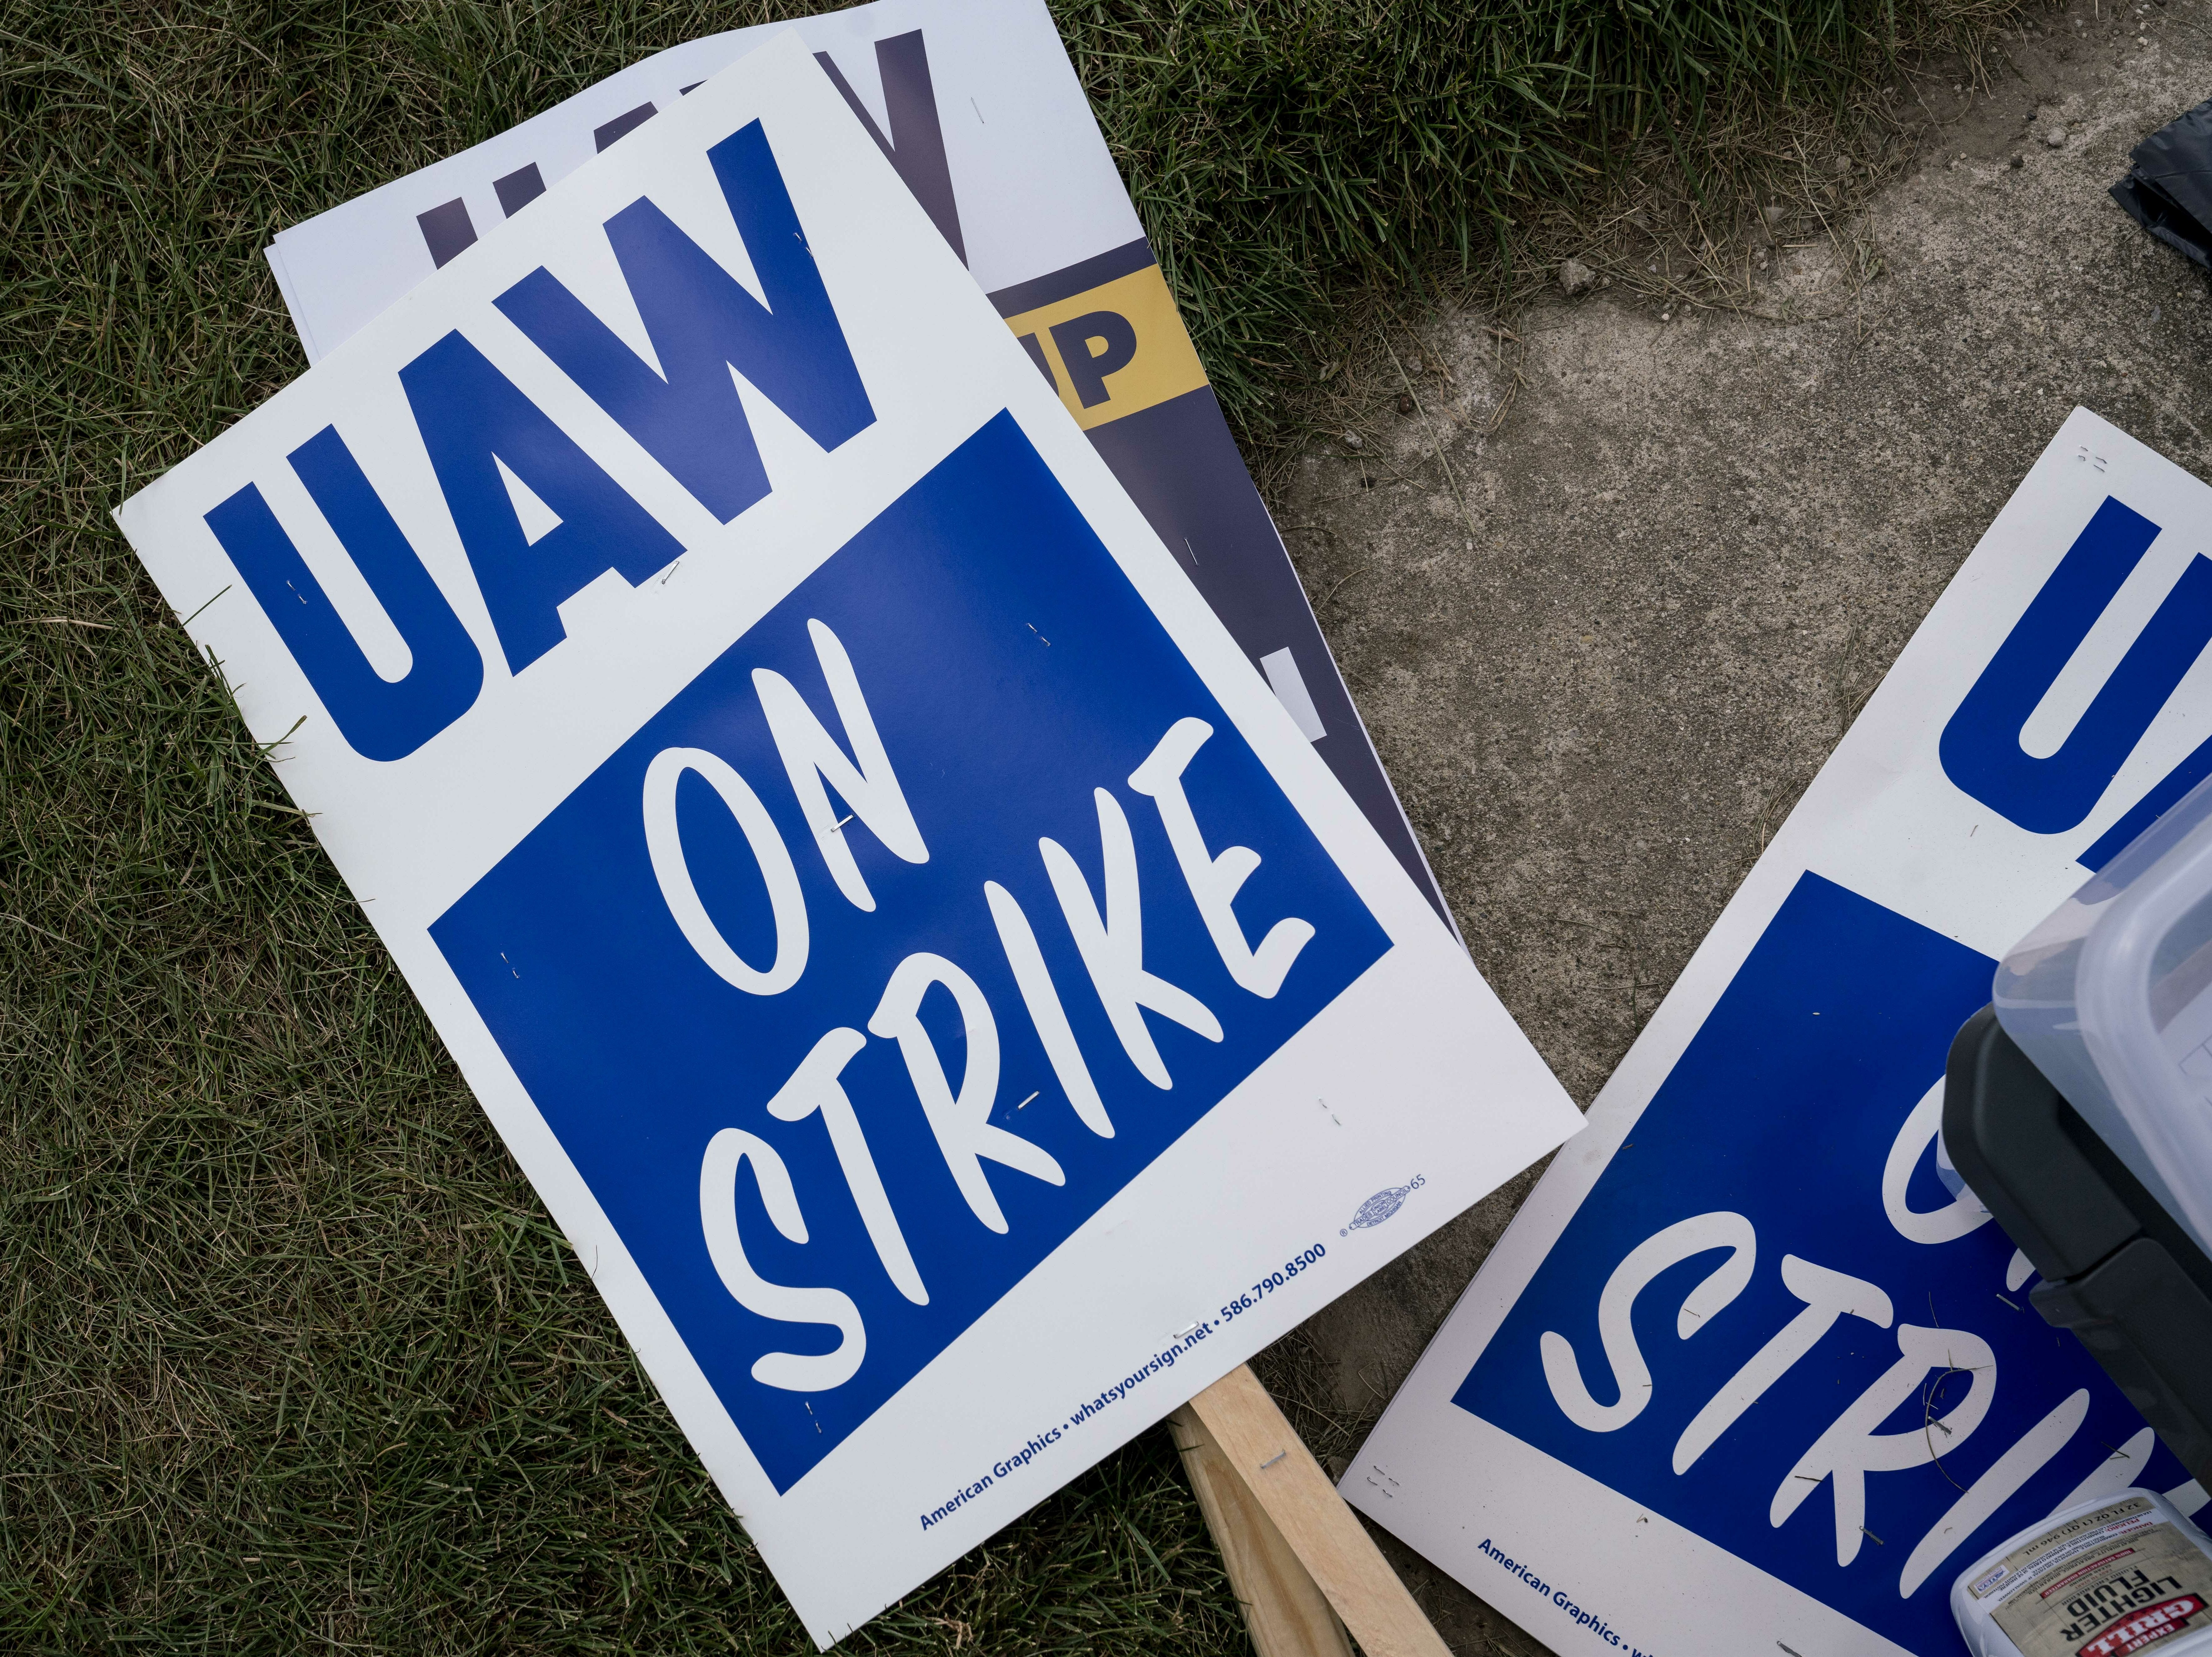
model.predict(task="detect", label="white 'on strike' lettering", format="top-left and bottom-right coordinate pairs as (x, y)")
top-left (1539, 1210), bottom-right (1756, 1432)
top-left (1672, 1254), bottom-right (1893, 1473)
top-left (1770, 1322), bottom-right (1995, 1565)
top-left (766, 1028), bottom-right (928, 1306)
top-left (698, 1127), bottom-right (865, 1391)
top-left (1128, 717), bottom-right (1313, 997)
top-left (644, 745), bottom-right (808, 995)
top-left (1883, 1076), bottom-right (1995, 1245)
top-left (869, 952), bottom-right (1064, 1233)
top-left (754, 618), bottom-right (927, 913)
top-left (1041, 788), bottom-right (1219, 1089)
top-left (985, 880), bottom-right (1112, 1138)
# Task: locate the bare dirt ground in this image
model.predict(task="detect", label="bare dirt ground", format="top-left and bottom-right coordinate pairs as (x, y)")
top-left (1263, 3), bottom-right (2212, 1647)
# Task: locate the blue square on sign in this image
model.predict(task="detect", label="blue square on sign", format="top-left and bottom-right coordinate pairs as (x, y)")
top-left (1455, 872), bottom-right (2186, 1653)
top-left (431, 411), bottom-right (1391, 1491)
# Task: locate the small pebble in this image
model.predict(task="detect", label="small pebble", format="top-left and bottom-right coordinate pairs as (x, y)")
top-left (1342, 430), bottom-right (1364, 450)
top-left (1558, 257), bottom-right (1597, 296)
top-left (1395, 392), bottom-right (1416, 415)
top-left (2010, 153), bottom-right (2025, 168)
top-left (2044, 125), bottom-right (2069, 148)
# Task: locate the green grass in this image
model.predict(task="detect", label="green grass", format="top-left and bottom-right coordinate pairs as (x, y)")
top-left (2, 2), bottom-right (2003, 1651)
top-left (1068, 0), bottom-right (2010, 435)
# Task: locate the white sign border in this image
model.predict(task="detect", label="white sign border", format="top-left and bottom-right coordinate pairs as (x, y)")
top-left (1347, 407), bottom-right (2212, 1657)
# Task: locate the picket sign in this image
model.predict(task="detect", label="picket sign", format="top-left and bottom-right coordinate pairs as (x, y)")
top-left (115, 32), bottom-right (1580, 1644)
top-left (1349, 409), bottom-right (2212, 1657)
top-left (259, 0), bottom-right (1457, 930)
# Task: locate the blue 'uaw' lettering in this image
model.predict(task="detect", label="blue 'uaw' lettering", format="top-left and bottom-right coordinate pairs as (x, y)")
top-left (201, 425), bottom-right (485, 763)
top-left (399, 330), bottom-right (686, 675)
top-left (203, 118), bottom-right (875, 762)
top-left (1940, 495), bottom-right (2212, 857)
top-left (492, 121), bottom-right (875, 528)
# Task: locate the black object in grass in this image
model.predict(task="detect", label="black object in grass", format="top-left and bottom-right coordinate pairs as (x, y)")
top-left (2113, 97), bottom-right (2212, 268)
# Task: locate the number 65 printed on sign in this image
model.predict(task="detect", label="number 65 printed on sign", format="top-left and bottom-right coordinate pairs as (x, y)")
top-left (1352, 408), bottom-right (2212, 1657)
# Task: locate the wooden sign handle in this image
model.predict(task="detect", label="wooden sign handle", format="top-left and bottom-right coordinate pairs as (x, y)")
top-left (1170, 1365), bottom-right (1451, 1657)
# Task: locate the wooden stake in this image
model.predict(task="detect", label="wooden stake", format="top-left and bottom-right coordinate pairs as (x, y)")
top-left (1172, 1365), bottom-right (1450, 1657)
top-left (1172, 1397), bottom-right (1353, 1657)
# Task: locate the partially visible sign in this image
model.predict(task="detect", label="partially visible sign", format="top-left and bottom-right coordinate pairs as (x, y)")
top-left (121, 37), bottom-right (1580, 1645)
top-left (998, 253), bottom-right (1210, 430)
top-left (261, 0), bottom-right (1453, 925)
top-left (1348, 410), bottom-right (2212, 1657)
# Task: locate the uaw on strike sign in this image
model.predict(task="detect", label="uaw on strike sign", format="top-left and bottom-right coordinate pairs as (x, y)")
top-left (1349, 409), bottom-right (2212, 1657)
top-left (115, 34), bottom-right (1581, 1643)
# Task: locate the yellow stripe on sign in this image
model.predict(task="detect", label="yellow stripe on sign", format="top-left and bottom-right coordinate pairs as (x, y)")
top-left (1002, 263), bottom-right (1211, 431)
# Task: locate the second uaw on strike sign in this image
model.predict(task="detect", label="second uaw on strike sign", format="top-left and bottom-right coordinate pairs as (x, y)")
top-left (114, 32), bottom-right (1582, 1644)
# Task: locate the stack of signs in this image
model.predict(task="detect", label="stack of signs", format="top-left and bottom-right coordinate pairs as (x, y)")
top-left (115, 31), bottom-right (1583, 1646)
top-left (1349, 409), bottom-right (2212, 1657)
top-left (261, 0), bottom-right (1452, 928)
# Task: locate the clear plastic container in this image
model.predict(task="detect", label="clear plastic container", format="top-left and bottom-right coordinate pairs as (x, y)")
top-left (1994, 773), bottom-right (2212, 1262)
